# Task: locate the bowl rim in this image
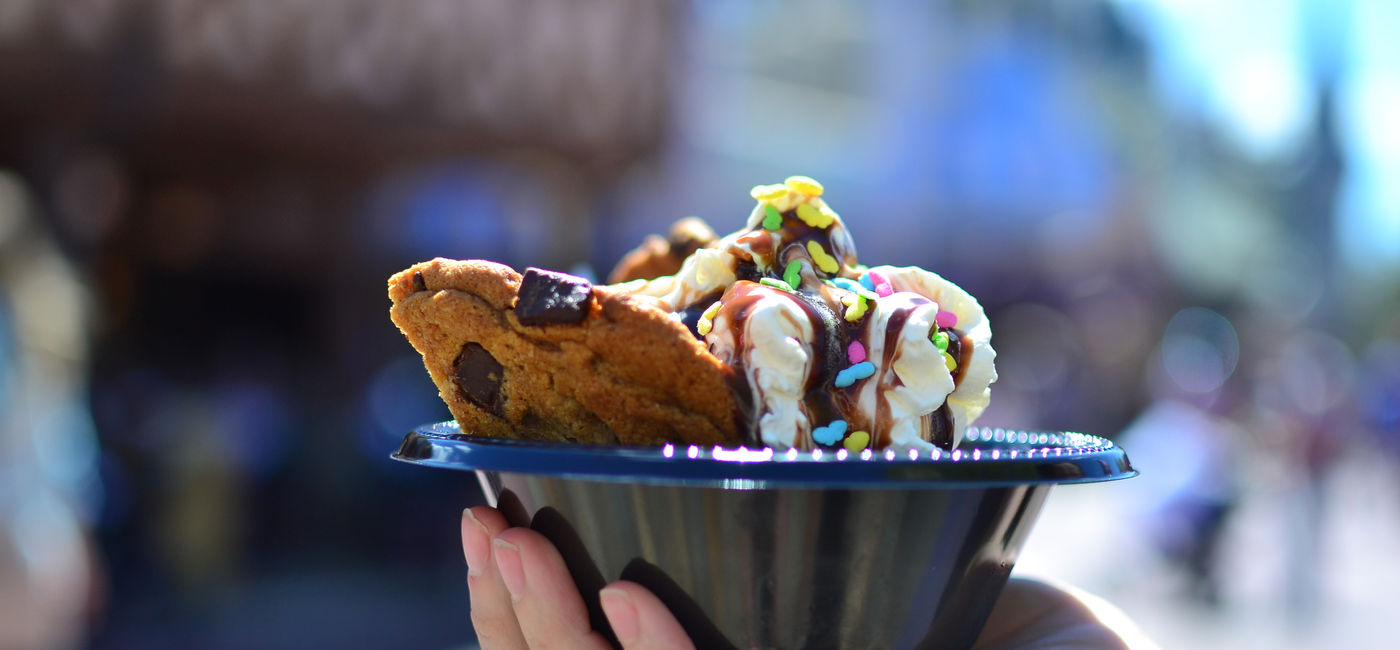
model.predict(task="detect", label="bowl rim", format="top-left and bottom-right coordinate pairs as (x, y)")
top-left (392, 422), bottom-right (1137, 489)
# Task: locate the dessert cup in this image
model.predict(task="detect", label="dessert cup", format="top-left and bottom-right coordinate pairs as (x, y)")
top-left (393, 423), bottom-right (1135, 649)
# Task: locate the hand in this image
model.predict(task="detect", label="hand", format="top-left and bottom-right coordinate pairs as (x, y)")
top-left (973, 578), bottom-right (1158, 649)
top-left (461, 506), bottom-right (694, 649)
top-left (461, 506), bottom-right (1155, 650)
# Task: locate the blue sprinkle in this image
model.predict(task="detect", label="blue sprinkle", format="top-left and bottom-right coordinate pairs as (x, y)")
top-left (812, 420), bottom-right (847, 446)
top-left (830, 277), bottom-right (863, 293)
top-left (834, 361), bottom-right (876, 387)
top-left (859, 273), bottom-right (875, 291)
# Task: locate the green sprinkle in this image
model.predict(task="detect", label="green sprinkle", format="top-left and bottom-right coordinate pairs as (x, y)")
top-left (933, 331), bottom-right (949, 352)
top-left (760, 277), bottom-right (794, 292)
top-left (783, 260), bottom-right (802, 289)
top-left (763, 205), bottom-right (783, 230)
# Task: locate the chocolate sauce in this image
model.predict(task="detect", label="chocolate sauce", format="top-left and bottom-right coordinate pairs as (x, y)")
top-left (762, 209), bottom-right (856, 274)
top-left (794, 288), bottom-right (844, 434)
top-left (734, 230), bottom-right (775, 260)
top-left (721, 365), bottom-right (756, 443)
top-left (954, 333), bottom-right (971, 386)
top-left (670, 201), bottom-right (977, 450)
top-left (864, 305), bottom-right (919, 448)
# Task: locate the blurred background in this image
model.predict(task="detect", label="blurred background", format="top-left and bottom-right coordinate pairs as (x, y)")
top-left (0, 0), bottom-right (1396, 648)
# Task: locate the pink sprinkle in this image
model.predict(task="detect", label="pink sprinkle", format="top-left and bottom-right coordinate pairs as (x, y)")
top-left (936, 310), bottom-right (958, 329)
top-left (847, 341), bottom-right (867, 364)
top-left (868, 271), bottom-right (894, 297)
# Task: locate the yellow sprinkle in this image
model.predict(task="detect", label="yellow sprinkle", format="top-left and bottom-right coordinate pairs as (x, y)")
top-left (843, 294), bottom-right (869, 322)
top-left (796, 203), bottom-right (834, 228)
top-left (844, 430), bottom-right (871, 452)
top-left (943, 352), bottom-right (958, 372)
top-left (806, 240), bottom-right (840, 274)
top-left (697, 301), bottom-right (723, 336)
top-left (750, 184), bottom-right (789, 201)
top-left (784, 175), bottom-right (824, 196)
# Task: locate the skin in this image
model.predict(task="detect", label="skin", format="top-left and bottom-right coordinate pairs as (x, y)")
top-left (461, 506), bottom-right (1158, 650)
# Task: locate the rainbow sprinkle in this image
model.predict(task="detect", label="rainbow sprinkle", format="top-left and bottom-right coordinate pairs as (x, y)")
top-left (806, 241), bottom-right (840, 274)
top-left (830, 277), bottom-right (863, 293)
top-left (847, 341), bottom-right (867, 364)
top-left (762, 204), bottom-right (783, 230)
top-left (795, 203), bottom-right (834, 228)
top-left (750, 184), bottom-right (788, 201)
top-left (784, 175), bottom-right (824, 197)
top-left (841, 293), bottom-right (869, 322)
top-left (697, 301), bottom-right (723, 336)
top-left (830, 277), bottom-right (877, 302)
top-left (759, 277), bottom-right (795, 292)
top-left (834, 361), bottom-right (876, 388)
top-left (866, 270), bottom-right (893, 297)
top-left (844, 430), bottom-right (871, 452)
top-left (935, 310), bottom-right (958, 329)
top-left (943, 353), bottom-right (958, 373)
top-left (783, 260), bottom-right (803, 290)
top-left (932, 331), bottom-right (949, 351)
top-left (812, 419), bottom-right (847, 445)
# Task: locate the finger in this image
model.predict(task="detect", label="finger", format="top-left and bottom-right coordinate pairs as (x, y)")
top-left (493, 527), bottom-right (611, 650)
top-left (974, 578), bottom-right (1157, 650)
top-left (975, 578), bottom-right (1074, 648)
top-left (462, 507), bottom-right (527, 650)
top-left (1049, 581), bottom-right (1159, 650)
top-left (600, 580), bottom-right (695, 650)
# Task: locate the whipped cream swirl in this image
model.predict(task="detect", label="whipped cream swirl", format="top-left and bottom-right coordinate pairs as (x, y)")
top-left (619, 178), bottom-right (996, 451)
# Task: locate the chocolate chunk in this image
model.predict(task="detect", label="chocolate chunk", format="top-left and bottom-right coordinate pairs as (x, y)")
top-left (929, 404), bottom-right (954, 449)
top-left (515, 268), bottom-right (593, 325)
top-left (411, 271), bottom-right (428, 293)
top-left (453, 343), bottom-right (505, 417)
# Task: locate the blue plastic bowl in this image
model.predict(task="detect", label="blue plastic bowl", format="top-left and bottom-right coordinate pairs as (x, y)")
top-left (394, 423), bottom-right (1135, 649)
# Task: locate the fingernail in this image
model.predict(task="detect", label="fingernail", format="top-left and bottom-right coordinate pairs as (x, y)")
top-left (600, 588), bottom-right (639, 643)
top-left (493, 538), bottom-right (525, 603)
top-left (461, 509), bottom-right (490, 577)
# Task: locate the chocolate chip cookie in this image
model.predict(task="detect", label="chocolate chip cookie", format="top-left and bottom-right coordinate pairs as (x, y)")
top-left (388, 258), bottom-right (741, 446)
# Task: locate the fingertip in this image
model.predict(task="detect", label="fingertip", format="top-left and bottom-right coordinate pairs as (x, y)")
top-left (489, 528), bottom-right (556, 606)
top-left (491, 537), bottom-right (525, 603)
top-left (468, 506), bottom-right (510, 534)
top-left (601, 580), bottom-right (694, 650)
top-left (459, 508), bottom-right (527, 648)
top-left (462, 507), bottom-right (511, 577)
top-left (491, 526), bottom-right (558, 564)
top-left (460, 510), bottom-right (489, 575)
top-left (600, 587), bottom-right (639, 643)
